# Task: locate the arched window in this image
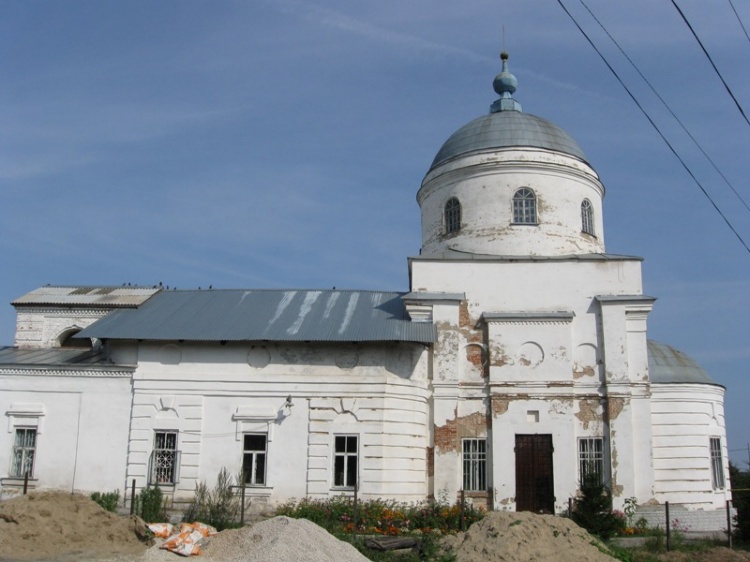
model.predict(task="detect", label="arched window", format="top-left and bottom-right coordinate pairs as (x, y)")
top-left (59, 329), bottom-right (92, 348)
top-left (512, 188), bottom-right (537, 224)
top-left (444, 197), bottom-right (461, 234)
top-left (581, 199), bottom-right (594, 235)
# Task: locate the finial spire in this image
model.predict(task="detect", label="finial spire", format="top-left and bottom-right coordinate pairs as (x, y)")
top-left (490, 51), bottom-right (522, 113)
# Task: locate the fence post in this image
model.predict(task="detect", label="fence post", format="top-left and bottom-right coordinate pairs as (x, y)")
top-left (460, 489), bottom-right (466, 531)
top-left (568, 497), bottom-right (572, 518)
top-left (727, 499), bottom-right (733, 549)
top-left (130, 479), bottom-right (136, 516)
top-left (240, 480), bottom-right (246, 526)
top-left (665, 501), bottom-right (671, 551)
top-left (23, 471), bottom-right (29, 495)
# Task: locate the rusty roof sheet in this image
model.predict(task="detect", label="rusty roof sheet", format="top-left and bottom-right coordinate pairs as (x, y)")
top-left (76, 289), bottom-right (436, 343)
top-left (12, 286), bottom-right (160, 308)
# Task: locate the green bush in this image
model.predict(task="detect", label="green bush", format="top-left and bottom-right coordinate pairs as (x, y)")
top-left (90, 490), bottom-right (120, 513)
top-left (182, 467), bottom-right (241, 530)
top-left (277, 496), bottom-right (475, 562)
top-left (571, 474), bottom-right (626, 540)
top-left (134, 484), bottom-right (168, 523)
top-left (731, 462), bottom-right (750, 542)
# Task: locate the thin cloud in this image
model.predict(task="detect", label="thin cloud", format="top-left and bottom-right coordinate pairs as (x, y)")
top-left (269, 0), bottom-right (494, 65)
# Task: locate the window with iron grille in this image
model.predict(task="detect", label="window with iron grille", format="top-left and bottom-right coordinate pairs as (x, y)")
top-left (512, 188), bottom-right (537, 224)
top-left (444, 197), bottom-right (461, 234)
top-left (243, 434), bottom-right (267, 486)
top-left (462, 438), bottom-right (487, 491)
top-left (710, 437), bottom-right (725, 489)
top-left (581, 199), bottom-right (594, 235)
top-left (334, 435), bottom-right (358, 489)
top-left (150, 431), bottom-right (179, 484)
top-left (11, 428), bottom-right (36, 478)
top-left (579, 437), bottom-right (604, 484)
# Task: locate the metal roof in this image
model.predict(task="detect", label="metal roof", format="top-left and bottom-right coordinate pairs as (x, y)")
top-left (429, 111), bottom-right (587, 172)
top-left (12, 286), bottom-right (160, 308)
top-left (0, 347), bottom-right (111, 367)
top-left (76, 289), bottom-right (436, 343)
top-left (648, 340), bottom-right (720, 386)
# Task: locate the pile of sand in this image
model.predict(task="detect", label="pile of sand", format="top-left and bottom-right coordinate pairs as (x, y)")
top-left (440, 511), bottom-right (617, 562)
top-left (0, 491), bottom-right (150, 561)
top-left (140, 516), bottom-right (370, 562)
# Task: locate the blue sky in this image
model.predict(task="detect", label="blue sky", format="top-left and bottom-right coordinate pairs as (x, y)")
top-left (3, 1), bottom-right (750, 464)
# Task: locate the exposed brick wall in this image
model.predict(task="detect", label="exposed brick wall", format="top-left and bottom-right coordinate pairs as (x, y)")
top-left (434, 410), bottom-right (489, 453)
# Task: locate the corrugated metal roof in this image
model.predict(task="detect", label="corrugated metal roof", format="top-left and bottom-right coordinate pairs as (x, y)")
top-left (12, 286), bottom-right (160, 308)
top-left (648, 340), bottom-right (720, 386)
top-left (76, 289), bottom-right (436, 343)
top-left (0, 347), bottom-right (110, 366)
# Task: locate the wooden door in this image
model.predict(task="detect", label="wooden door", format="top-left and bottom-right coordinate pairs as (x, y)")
top-left (515, 434), bottom-right (554, 513)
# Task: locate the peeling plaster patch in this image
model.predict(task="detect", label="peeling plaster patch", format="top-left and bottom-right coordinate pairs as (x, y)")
top-left (612, 484), bottom-right (624, 497)
top-left (426, 446), bottom-right (434, 477)
top-left (572, 364), bottom-right (595, 379)
top-left (459, 301), bottom-right (472, 328)
top-left (499, 496), bottom-right (512, 505)
top-left (465, 343), bottom-right (485, 374)
top-left (608, 397), bottom-right (626, 420)
top-left (490, 343), bottom-right (512, 367)
top-left (491, 396), bottom-right (509, 416)
top-left (517, 341), bottom-right (544, 367)
top-left (434, 410), bottom-right (488, 453)
top-left (574, 399), bottom-right (602, 430)
top-left (548, 398), bottom-right (573, 415)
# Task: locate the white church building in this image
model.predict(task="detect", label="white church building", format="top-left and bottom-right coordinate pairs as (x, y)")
top-left (0, 54), bottom-right (731, 529)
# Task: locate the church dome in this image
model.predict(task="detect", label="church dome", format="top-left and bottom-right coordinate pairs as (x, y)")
top-left (430, 111), bottom-right (586, 172)
top-left (648, 340), bottom-right (720, 386)
top-left (418, 52), bottom-right (606, 258)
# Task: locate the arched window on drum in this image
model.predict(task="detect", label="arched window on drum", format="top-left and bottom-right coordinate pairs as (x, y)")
top-left (444, 197), bottom-right (461, 234)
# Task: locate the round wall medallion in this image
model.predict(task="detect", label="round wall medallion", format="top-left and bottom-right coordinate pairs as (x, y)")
top-left (247, 346), bottom-right (271, 369)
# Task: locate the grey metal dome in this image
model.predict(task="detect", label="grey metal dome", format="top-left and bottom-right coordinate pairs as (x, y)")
top-left (648, 340), bottom-right (720, 386)
top-left (429, 111), bottom-right (587, 170)
top-left (429, 52), bottom-right (587, 172)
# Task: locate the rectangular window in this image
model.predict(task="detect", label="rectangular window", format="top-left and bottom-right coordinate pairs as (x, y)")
top-left (150, 431), bottom-right (179, 484)
top-left (11, 428), bottom-right (36, 478)
top-left (710, 437), bottom-right (725, 489)
top-left (579, 437), bottom-right (604, 484)
top-left (462, 438), bottom-right (487, 491)
top-left (334, 435), bottom-right (358, 489)
top-left (243, 434), bottom-right (267, 486)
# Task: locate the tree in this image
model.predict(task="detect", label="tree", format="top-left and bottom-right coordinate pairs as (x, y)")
top-left (571, 474), bottom-right (625, 540)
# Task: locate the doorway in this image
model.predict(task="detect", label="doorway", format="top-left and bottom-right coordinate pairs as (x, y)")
top-left (515, 434), bottom-right (554, 513)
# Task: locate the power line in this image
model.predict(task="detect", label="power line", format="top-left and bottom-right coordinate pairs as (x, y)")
top-left (578, 0), bottom-right (750, 216)
top-left (671, 0), bottom-right (750, 129)
top-left (556, 0), bottom-right (750, 254)
top-left (728, 0), bottom-right (750, 46)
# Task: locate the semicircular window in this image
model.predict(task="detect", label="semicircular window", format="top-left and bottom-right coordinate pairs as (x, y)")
top-left (512, 188), bottom-right (537, 224)
top-left (59, 329), bottom-right (92, 348)
top-left (581, 199), bottom-right (594, 235)
top-left (444, 197), bottom-right (461, 234)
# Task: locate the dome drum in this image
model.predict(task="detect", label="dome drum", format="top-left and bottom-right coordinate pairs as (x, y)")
top-left (419, 150), bottom-right (606, 257)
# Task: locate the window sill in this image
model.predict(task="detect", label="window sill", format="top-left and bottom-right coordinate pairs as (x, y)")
top-left (235, 485), bottom-right (273, 496)
top-left (463, 490), bottom-right (488, 498)
top-left (1, 476), bottom-right (38, 487)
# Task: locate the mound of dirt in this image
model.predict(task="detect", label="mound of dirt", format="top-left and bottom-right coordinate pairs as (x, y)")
top-left (0, 491), bottom-right (151, 561)
top-left (140, 516), bottom-right (370, 562)
top-left (440, 511), bottom-right (617, 562)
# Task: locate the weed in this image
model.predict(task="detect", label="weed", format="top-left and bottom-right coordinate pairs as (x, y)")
top-left (182, 467), bottom-right (241, 530)
top-left (90, 490), bottom-right (120, 513)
